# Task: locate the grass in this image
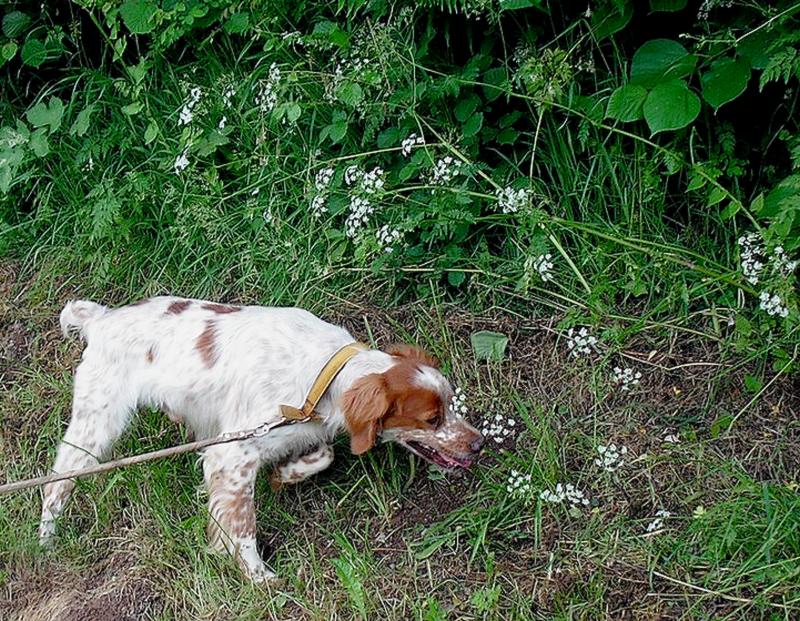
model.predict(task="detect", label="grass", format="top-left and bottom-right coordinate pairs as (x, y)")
top-left (2, 259), bottom-right (799, 620)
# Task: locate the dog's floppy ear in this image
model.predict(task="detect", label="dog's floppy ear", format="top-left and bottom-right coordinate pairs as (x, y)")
top-left (387, 343), bottom-right (439, 368)
top-left (341, 373), bottom-right (391, 455)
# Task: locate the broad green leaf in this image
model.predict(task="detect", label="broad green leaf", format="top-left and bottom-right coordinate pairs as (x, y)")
top-left (286, 102), bottom-right (301, 122)
top-left (224, 12), bottom-right (250, 34)
top-left (496, 127), bottom-right (519, 144)
top-left (686, 172), bottom-right (706, 191)
top-left (25, 97), bottom-right (63, 132)
top-left (20, 38), bottom-right (46, 67)
top-left (643, 80), bottom-right (700, 134)
top-left (336, 82), bottom-right (363, 107)
top-left (720, 199), bottom-right (741, 220)
top-left (499, 0), bottom-right (540, 9)
top-left (144, 120), bottom-right (158, 144)
top-left (119, 0), bottom-right (157, 34)
top-left (650, 0), bottom-right (687, 11)
top-left (744, 374), bottom-right (763, 393)
top-left (1, 41), bottom-right (17, 61)
top-left (482, 67), bottom-right (508, 101)
top-left (701, 57), bottom-right (751, 109)
top-left (707, 185), bottom-right (727, 207)
top-left (2, 11), bottom-right (31, 38)
top-left (121, 101), bottom-right (143, 116)
top-left (605, 84), bottom-right (648, 122)
top-left (376, 127), bottom-right (399, 148)
top-left (463, 112), bottom-right (483, 137)
top-left (471, 330), bottom-right (508, 361)
top-left (29, 128), bottom-right (49, 157)
top-left (454, 94), bottom-right (480, 122)
top-left (591, 0), bottom-right (633, 40)
top-left (737, 28), bottom-right (776, 70)
top-left (447, 271), bottom-right (466, 287)
top-left (70, 104), bottom-right (94, 137)
top-left (631, 39), bottom-right (696, 88)
top-left (327, 120), bottom-right (347, 143)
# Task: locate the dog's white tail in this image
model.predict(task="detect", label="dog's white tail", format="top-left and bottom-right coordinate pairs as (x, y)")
top-left (60, 300), bottom-right (108, 340)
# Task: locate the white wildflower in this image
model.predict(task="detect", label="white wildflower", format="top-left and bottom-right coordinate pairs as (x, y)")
top-left (534, 253), bottom-right (553, 282)
top-left (738, 232), bottom-right (764, 285)
top-left (539, 482), bottom-right (590, 507)
top-left (377, 225), bottom-right (402, 253)
top-left (361, 166), bottom-right (385, 194)
top-left (173, 148), bottom-right (189, 174)
top-left (315, 167), bottom-right (335, 192)
top-left (401, 133), bottom-right (425, 157)
top-left (481, 412), bottom-right (518, 444)
top-left (430, 156), bottom-right (464, 187)
top-left (217, 116), bottom-right (227, 130)
top-left (566, 327), bottom-right (597, 357)
top-left (255, 63), bottom-right (281, 113)
top-left (759, 291), bottom-right (789, 318)
top-left (612, 367), bottom-right (642, 391)
top-left (310, 194), bottom-right (327, 218)
top-left (344, 165), bottom-right (362, 187)
top-left (221, 84), bottom-right (235, 107)
top-left (449, 387), bottom-right (468, 417)
top-left (495, 186), bottom-right (529, 214)
top-left (178, 86), bottom-right (203, 126)
top-left (662, 433), bottom-right (680, 444)
top-left (594, 443), bottom-right (628, 471)
top-left (646, 509), bottom-right (671, 533)
top-left (772, 245), bottom-right (799, 276)
top-left (506, 470), bottom-right (533, 497)
top-left (345, 196), bottom-right (374, 237)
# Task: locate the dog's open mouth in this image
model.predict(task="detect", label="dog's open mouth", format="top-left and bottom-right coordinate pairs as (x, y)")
top-left (404, 440), bottom-right (475, 469)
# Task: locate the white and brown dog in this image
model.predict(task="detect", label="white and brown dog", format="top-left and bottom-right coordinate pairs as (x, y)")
top-left (39, 297), bottom-right (484, 581)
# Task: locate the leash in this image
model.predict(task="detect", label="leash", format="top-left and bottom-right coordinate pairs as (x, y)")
top-left (0, 341), bottom-right (367, 496)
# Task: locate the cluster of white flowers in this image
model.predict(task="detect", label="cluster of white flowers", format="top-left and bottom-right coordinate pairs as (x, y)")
top-left (429, 156), bottom-right (464, 187)
top-left (738, 233), bottom-right (765, 285)
top-left (450, 387), bottom-right (468, 417)
top-left (344, 165), bottom-right (385, 195)
top-left (255, 63), bottom-right (281, 113)
top-left (662, 432), bottom-right (680, 444)
top-left (481, 412), bottom-right (517, 444)
top-left (533, 253), bottom-right (553, 282)
top-left (376, 225), bottom-right (402, 253)
top-left (325, 55), bottom-right (372, 104)
top-left (345, 196), bottom-right (374, 238)
top-left (646, 509), bottom-right (671, 533)
top-left (173, 148), bottom-right (190, 174)
top-left (221, 84), bottom-right (235, 108)
top-left (566, 327), bottom-right (597, 357)
top-left (217, 116), bottom-right (227, 130)
top-left (506, 470), bottom-right (532, 497)
top-left (594, 443), bottom-right (628, 472)
top-left (178, 86), bottom-right (202, 126)
top-left (315, 167), bottom-right (335, 192)
top-left (759, 291), bottom-right (789, 318)
top-left (612, 367), bottom-right (642, 391)
top-left (495, 186), bottom-right (529, 214)
top-left (772, 246), bottom-right (798, 276)
top-left (309, 166), bottom-right (336, 218)
top-left (401, 133), bottom-right (425, 157)
top-left (539, 483), bottom-right (590, 507)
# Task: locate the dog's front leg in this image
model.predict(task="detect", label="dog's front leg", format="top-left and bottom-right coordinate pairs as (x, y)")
top-left (270, 444), bottom-right (334, 490)
top-left (202, 444), bottom-right (273, 582)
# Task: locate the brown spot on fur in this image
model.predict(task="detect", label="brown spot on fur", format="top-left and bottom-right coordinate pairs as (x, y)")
top-left (128, 298), bottom-right (150, 307)
top-left (388, 343), bottom-right (440, 368)
top-left (202, 303), bottom-right (242, 314)
top-left (196, 321), bottom-right (218, 368)
top-left (166, 299), bottom-right (192, 315)
top-left (145, 346), bottom-right (155, 363)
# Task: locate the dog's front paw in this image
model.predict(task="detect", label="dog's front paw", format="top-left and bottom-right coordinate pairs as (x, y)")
top-left (38, 521), bottom-right (57, 549)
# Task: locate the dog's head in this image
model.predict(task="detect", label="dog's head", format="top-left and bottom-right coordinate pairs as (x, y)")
top-left (341, 344), bottom-right (484, 469)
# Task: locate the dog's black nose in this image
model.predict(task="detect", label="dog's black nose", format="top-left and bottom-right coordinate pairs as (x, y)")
top-left (470, 435), bottom-right (485, 453)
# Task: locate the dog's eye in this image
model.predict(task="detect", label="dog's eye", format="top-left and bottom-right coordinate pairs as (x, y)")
top-left (428, 411), bottom-right (444, 428)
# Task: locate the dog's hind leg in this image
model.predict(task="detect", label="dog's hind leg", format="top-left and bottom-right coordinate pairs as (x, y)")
top-left (38, 359), bottom-right (137, 546)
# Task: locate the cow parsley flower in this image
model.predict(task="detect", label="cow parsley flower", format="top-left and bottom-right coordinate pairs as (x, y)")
top-left (449, 387), bottom-right (468, 417)
top-left (594, 443), bottom-right (628, 471)
top-left (566, 327), bottom-right (597, 357)
top-left (315, 167), bottom-right (335, 192)
top-left (772, 246), bottom-right (799, 276)
top-left (173, 148), bottom-right (189, 174)
top-left (646, 509), bottom-right (671, 533)
top-left (178, 86), bottom-right (203, 126)
top-left (401, 133), bottom-right (425, 157)
top-left (345, 196), bottom-right (374, 238)
top-left (429, 156), bottom-right (464, 187)
top-left (255, 63), bottom-right (281, 113)
top-left (738, 232), bottom-right (764, 285)
top-left (217, 116), bottom-right (227, 130)
top-left (534, 253), bottom-right (553, 282)
top-left (539, 482), bottom-right (590, 507)
top-left (506, 470), bottom-right (532, 497)
top-left (495, 186), bottom-right (529, 214)
top-left (612, 367), bottom-right (642, 391)
top-left (376, 225), bottom-right (402, 253)
top-left (310, 194), bottom-right (327, 218)
top-left (221, 84), bottom-right (236, 107)
top-left (481, 412), bottom-right (517, 444)
top-left (759, 291), bottom-right (789, 317)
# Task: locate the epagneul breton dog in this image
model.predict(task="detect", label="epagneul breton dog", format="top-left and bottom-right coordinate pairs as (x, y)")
top-left (39, 297), bottom-right (484, 581)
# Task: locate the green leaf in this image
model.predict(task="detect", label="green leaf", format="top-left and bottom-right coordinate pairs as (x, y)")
top-left (643, 80), bottom-right (700, 134)
top-left (121, 101), bottom-right (143, 116)
top-left (605, 84), bottom-right (648, 122)
top-left (29, 128), bottom-right (49, 157)
top-left (720, 199), bottom-right (741, 220)
top-left (2, 11), bottom-right (31, 38)
top-left (336, 82), bottom-right (363, 107)
top-left (707, 185), bottom-right (727, 207)
top-left (737, 29), bottom-right (776, 70)
top-left (224, 12), bottom-right (250, 34)
top-left (144, 120), bottom-right (158, 144)
top-left (496, 127), bottom-right (519, 144)
top-left (482, 67), bottom-right (508, 101)
top-left (649, 0), bottom-right (687, 11)
top-left (687, 172), bottom-right (706, 191)
top-left (463, 112), bottom-right (483, 137)
top-left (710, 414), bottom-right (733, 438)
top-left (744, 374), bottom-right (763, 393)
top-left (499, 0), bottom-right (540, 9)
top-left (25, 97), bottom-right (63, 132)
top-left (470, 330), bottom-right (508, 361)
top-left (447, 271), bottom-right (466, 287)
top-left (286, 102), bottom-right (301, 123)
top-left (454, 94), bottom-right (480, 122)
top-left (70, 104), bottom-right (94, 137)
top-left (1, 41), bottom-right (17, 61)
top-left (701, 57), bottom-right (751, 110)
top-left (631, 39), bottom-right (696, 88)
top-left (20, 38), bottom-right (47, 67)
top-left (376, 127), bottom-right (399, 148)
top-left (591, 0), bottom-right (633, 40)
top-left (119, 0), bottom-right (157, 35)
top-left (325, 119), bottom-right (348, 143)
